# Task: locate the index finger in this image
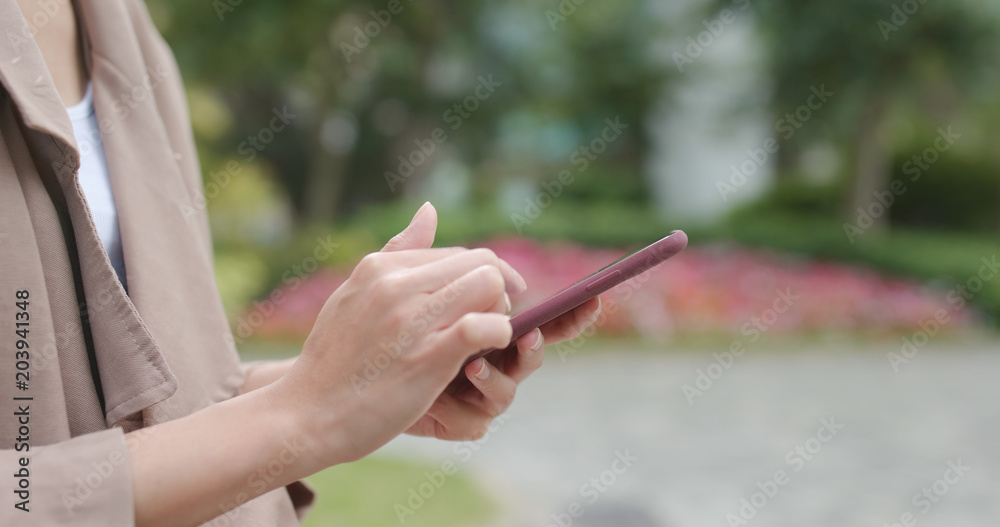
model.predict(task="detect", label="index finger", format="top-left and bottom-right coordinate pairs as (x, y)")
top-left (404, 248), bottom-right (527, 294)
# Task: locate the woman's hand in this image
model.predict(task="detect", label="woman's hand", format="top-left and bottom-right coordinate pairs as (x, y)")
top-left (379, 208), bottom-right (603, 442)
top-left (404, 297), bottom-right (602, 440)
top-left (274, 203), bottom-right (530, 466)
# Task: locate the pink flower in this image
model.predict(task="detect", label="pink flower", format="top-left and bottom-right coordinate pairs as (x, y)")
top-left (242, 239), bottom-right (978, 342)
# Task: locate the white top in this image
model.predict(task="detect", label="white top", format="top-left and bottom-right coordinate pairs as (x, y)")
top-left (66, 83), bottom-right (127, 288)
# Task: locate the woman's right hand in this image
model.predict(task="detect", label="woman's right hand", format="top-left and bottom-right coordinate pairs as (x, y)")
top-left (273, 203), bottom-right (526, 468)
top-left (128, 203), bottom-right (529, 527)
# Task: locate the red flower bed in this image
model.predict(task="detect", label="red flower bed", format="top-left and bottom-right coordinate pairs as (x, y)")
top-left (247, 239), bottom-right (976, 341)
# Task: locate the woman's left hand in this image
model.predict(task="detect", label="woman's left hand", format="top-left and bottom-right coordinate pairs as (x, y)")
top-left (404, 296), bottom-right (602, 440)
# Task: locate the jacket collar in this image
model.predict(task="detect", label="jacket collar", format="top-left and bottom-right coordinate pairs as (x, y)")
top-left (0, 0), bottom-right (79, 157)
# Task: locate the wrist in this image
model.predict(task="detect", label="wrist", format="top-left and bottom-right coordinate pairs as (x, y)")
top-left (241, 357), bottom-right (297, 394)
top-left (264, 371), bottom-right (353, 471)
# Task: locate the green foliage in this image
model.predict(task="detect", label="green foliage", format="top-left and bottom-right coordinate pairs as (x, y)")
top-left (732, 179), bottom-right (845, 219)
top-left (347, 199), bottom-right (1000, 324)
top-left (164, 0), bottom-right (1000, 330)
top-left (147, 0), bottom-right (670, 220)
top-left (558, 166), bottom-right (651, 205)
top-left (213, 250), bottom-right (270, 319)
top-left (725, 0), bottom-right (998, 117)
top-left (708, 0), bottom-right (1000, 220)
top-left (213, 225), bottom-right (379, 322)
top-left (889, 153), bottom-right (1000, 233)
top-left (348, 199), bottom-right (678, 248)
top-left (720, 211), bottom-right (1000, 322)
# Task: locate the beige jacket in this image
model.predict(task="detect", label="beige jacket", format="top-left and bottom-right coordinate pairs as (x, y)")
top-left (0, 0), bottom-right (312, 524)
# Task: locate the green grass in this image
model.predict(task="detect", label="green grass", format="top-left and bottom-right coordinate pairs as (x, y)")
top-left (302, 456), bottom-right (497, 527)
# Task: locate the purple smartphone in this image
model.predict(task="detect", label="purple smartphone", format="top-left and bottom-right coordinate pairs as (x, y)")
top-left (464, 230), bottom-right (688, 365)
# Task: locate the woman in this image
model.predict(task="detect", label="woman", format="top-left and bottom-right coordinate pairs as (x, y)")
top-left (0, 0), bottom-right (602, 525)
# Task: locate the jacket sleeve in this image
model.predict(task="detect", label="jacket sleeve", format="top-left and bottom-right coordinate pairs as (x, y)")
top-left (1, 428), bottom-right (134, 526)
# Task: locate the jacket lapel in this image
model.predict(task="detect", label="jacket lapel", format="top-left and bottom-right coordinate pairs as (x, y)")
top-left (76, 0), bottom-right (245, 421)
top-left (0, 0), bottom-right (77, 152)
top-left (0, 0), bottom-right (180, 427)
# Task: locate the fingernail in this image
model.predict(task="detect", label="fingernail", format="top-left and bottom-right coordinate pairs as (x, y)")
top-left (514, 273), bottom-right (528, 294)
top-left (410, 202), bottom-right (432, 225)
top-left (504, 293), bottom-right (512, 313)
top-left (473, 358), bottom-right (490, 380)
top-left (529, 329), bottom-right (544, 352)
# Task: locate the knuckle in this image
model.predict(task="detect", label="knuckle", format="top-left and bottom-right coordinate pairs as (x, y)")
top-left (385, 304), bottom-right (410, 330)
top-left (467, 422), bottom-right (490, 441)
top-left (471, 247), bottom-right (499, 266)
top-left (371, 274), bottom-right (395, 297)
top-left (525, 351), bottom-right (544, 371)
top-left (381, 271), bottom-right (406, 291)
top-left (491, 294), bottom-right (510, 314)
top-left (496, 317), bottom-right (514, 347)
top-left (492, 391), bottom-right (515, 414)
top-left (477, 265), bottom-right (505, 296)
top-left (455, 314), bottom-right (482, 348)
top-left (356, 253), bottom-right (384, 276)
top-left (428, 395), bottom-right (450, 416)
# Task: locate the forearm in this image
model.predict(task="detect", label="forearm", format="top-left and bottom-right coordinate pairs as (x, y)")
top-left (130, 383), bottom-right (329, 527)
top-left (240, 357), bottom-right (296, 394)
top-left (127, 207), bottom-right (531, 527)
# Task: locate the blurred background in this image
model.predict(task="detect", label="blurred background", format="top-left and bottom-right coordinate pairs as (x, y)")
top-left (148, 0), bottom-right (1000, 525)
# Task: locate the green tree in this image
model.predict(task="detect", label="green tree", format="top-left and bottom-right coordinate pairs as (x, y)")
top-left (715, 0), bottom-right (998, 229)
top-left (147, 0), bottom-right (671, 224)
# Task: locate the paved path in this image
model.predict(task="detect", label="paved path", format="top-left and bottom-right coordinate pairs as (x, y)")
top-left (382, 338), bottom-right (1000, 526)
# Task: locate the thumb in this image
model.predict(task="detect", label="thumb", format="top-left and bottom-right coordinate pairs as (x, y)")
top-left (382, 202), bottom-right (437, 252)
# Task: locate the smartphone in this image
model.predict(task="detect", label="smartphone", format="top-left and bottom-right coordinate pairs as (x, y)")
top-left (464, 230), bottom-right (688, 366)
